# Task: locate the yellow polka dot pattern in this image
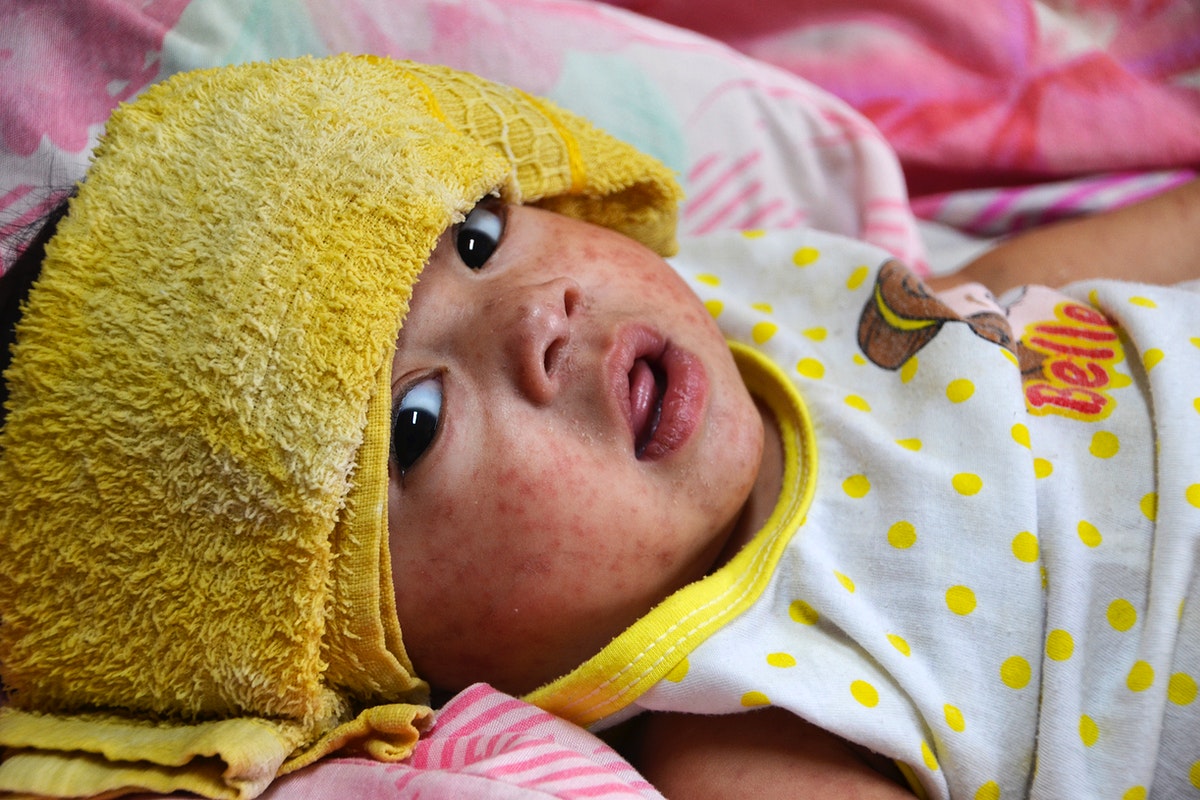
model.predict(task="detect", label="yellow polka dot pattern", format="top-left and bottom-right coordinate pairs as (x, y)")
top-left (975, 782), bottom-right (1001, 800)
top-left (1011, 423), bottom-right (1031, 448)
top-left (888, 521), bottom-right (917, 549)
top-left (1078, 520), bottom-right (1103, 548)
top-left (1001, 656), bottom-right (1032, 690)
top-left (843, 474), bottom-right (871, 498)
top-left (789, 600), bottom-right (819, 626)
top-left (1011, 532), bottom-right (1038, 563)
top-left (1168, 672), bottom-right (1197, 706)
top-left (1080, 714), bottom-right (1099, 747)
top-left (945, 704), bottom-right (965, 732)
top-left (845, 394), bottom-right (871, 412)
top-left (953, 473), bottom-right (983, 495)
top-left (1107, 599), bottom-right (1137, 631)
top-left (1140, 493), bottom-right (1158, 521)
top-left (1089, 430), bottom-right (1119, 458)
top-left (658, 232), bottom-right (1200, 798)
top-left (851, 680), bottom-right (879, 707)
top-left (946, 586), bottom-right (977, 615)
top-left (847, 265), bottom-right (869, 290)
top-left (792, 247), bottom-right (819, 267)
top-left (921, 741), bottom-right (939, 771)
top-left (947, 378), bottom-right (975, 403)
top-left (1046, 629), bottom-right (1074, 661)
top-left (835, 571), bottom-right (856, 593)
top-left (796, 358), bottom-right (824, 379)
top-left (1127, 661), bottom-right (1154, 692)
top-left (767, 652), bottom-right (796, 669)
top-left (752, 321), bottom-right (778, 344)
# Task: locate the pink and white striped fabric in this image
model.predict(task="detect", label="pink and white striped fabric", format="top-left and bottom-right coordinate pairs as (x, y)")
top-left (909, 168), bottom-right (1198, 237)
top-left (250, 685), bottom-right (662, 800)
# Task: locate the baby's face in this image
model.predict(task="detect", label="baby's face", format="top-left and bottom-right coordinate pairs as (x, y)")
top-left (387, 203), bottom-right (764, 695)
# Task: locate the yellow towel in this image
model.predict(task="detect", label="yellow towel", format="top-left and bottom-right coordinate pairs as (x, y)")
top-left (0, 55), bottom-right (680, 799)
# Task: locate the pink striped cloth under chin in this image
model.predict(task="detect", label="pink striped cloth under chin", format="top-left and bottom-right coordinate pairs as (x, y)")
top-left (128, 685), bottom-right (663, 800)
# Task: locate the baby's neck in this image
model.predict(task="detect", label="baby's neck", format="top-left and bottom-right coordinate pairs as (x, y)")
top-left (710, 398), bottom-right (784, 571)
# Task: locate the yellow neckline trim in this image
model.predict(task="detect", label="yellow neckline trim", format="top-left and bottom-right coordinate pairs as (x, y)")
top-left (525, 342), bottom-right (817, 727)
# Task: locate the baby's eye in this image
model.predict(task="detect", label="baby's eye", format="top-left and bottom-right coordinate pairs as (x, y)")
top-left (392, 377), bottom-right (443, 474)
top-left (455, 197), bottom-right (506, 270)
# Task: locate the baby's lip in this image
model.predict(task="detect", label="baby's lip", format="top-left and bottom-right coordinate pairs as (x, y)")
top-left (629, 355), bottom-right (664, 457)
top-left (607, 325), bottom-right (708, 461)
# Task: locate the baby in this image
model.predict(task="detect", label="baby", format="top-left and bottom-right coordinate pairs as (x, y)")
top-left (1, 55), bottom-right (1198, 800)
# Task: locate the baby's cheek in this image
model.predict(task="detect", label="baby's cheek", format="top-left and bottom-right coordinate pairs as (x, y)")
top-left (486, 449), bottom-right (666, 593)
top-left (485, 450), bottom-right (610, 552)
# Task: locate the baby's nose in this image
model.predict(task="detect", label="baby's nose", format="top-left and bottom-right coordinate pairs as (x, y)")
top-left (495, 277), bottom-right (582, 404)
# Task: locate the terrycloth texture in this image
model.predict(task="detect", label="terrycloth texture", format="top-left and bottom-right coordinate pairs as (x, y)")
top-left (0, 54), bottom-right (680, 799)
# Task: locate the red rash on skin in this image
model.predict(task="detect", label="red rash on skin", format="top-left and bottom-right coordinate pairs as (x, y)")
top-left (386, 206), bottom-right (768, 696)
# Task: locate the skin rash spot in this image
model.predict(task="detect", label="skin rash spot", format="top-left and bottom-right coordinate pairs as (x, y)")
top-left (386, 206), bottom-right (767, 694)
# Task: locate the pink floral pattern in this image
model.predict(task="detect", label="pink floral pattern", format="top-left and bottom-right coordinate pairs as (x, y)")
top-left (302, 0), bottom-right (662, 95)
top-left (608, 0), bottom-right (1200, 197)
top-left (0, 0), bottom-right (189, 156)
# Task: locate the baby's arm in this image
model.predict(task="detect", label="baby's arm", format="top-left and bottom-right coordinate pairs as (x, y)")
top-left (629, 708), bottom-right (915, 799)
top-left (928, 178), bottom-right (1200, 295)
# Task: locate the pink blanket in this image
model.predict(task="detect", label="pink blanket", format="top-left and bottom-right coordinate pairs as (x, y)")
top-left (609, 0), bottom-right (1200, 240)
top-left (609, 0), bottom-right (1200, 193)
top-left (245, 685), bottom-right (662, 800)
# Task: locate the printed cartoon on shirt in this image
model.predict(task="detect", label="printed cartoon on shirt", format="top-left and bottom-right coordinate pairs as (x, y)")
top-left (857, 263), bottom-right (1127, 422)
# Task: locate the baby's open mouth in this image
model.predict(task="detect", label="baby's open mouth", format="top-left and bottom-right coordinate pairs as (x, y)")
top-left (629, 356), bottom-right (666, 458)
